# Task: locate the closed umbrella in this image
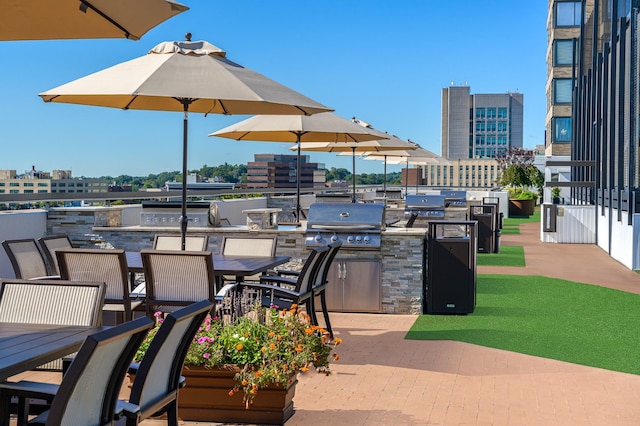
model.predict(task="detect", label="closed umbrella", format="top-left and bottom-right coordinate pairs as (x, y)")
top-left (380, 146), bottom-right (449, 194)
top-left (39, 35), bottom-right (332, 249)
top-left (1, 0), bottom-right (188, 41)
top-left (293, 137), bottom-right (416, 203)
top-left (210, 112), bottom-right (386, 218)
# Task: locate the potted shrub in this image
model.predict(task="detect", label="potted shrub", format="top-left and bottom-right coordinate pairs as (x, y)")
top-left (551, 187), bottom-right (561, 204)
top-left (497, 148), bottom-right (543, 217)
top-left (134, 303), bottom-right (340, 424)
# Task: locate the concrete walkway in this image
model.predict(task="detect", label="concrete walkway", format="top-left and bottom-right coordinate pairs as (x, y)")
top-left (11, 220), bottom-right (640, 425)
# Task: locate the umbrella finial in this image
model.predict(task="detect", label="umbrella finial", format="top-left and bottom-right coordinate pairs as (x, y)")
top-left (185, 32), bottom-right (192, 41)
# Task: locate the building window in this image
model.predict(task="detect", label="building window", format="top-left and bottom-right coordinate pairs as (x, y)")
top-left (554, 39), bottom-right (574, 66)
top-left (555, 1), bottom-right (582, 27)
top-left (475, 135), bottom-right (485, 145)
top-left (497, 108), bottom-right (507, 118)
top-left (487, 108), bottom-right (496, 118)
top-left (10, 182), bottom-right (19, 187)
top-left (497, 121), bottom-right (508, 132)
top-left (553, 117), bottom-right (572, 142)
top-left (475, 121), bottom-right (485, 132)
top-left (486, 121), bottom-right (497, 132)
top-left (553, 78), bottom-right (572, 104)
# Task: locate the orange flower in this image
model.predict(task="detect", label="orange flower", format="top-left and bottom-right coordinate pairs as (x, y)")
top-left (261, 347), bottom-right (267, 353)
top-left (268, 331), bottom-right (275, 337)
top-left (334, 337), bottom-right (342, 345)
top-left (282, 364), bottom-right (289, 371)
top-left (242, 379), bottom-right (248, 386)
top-left (305, 328), bottom-right (314, 335)
top-left (228, 390), bottom-right (234, 396)
top-left (269, 343), bottom-right (276, 350)
top-left (333, 353), bottom-right (340, 361)
top-left (235, 343), bottom-right (244, 351)
top-left (300, 366), bottom-right (309, 372)
top-left (255, 370), bottom-right (263, 378)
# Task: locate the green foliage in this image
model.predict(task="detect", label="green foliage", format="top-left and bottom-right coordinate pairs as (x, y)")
top-left (551, 187), bottom-right (561, 198)
top-left (136, 305), bottom-right (340, 405)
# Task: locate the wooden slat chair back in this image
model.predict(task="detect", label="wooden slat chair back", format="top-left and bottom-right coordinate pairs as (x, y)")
top-left (220, 236), bottom-right (277, 282)
top-left (0, 279), bottom-right (106, 372)
top-left (37, 235), bottom-right (72, 276)
top-left (153, 234), bottom-right (209, 251)
top-left (119, 300), bottom-right (213, 425)
top-left (56, 248), bottom-right (141, 323)
top-left (1, 239), bottom-right (50, 280)
top-left (0, 317), bottom-right (154, 426)
top-left (141, 250), bottom-right (216, 316)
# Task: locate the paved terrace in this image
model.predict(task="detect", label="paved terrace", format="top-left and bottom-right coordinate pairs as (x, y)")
top-left (10, 220), bottom-right (640, 425)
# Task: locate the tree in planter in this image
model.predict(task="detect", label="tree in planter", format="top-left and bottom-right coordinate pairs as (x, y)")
top-left (497, 148), bottom-right (542, 200)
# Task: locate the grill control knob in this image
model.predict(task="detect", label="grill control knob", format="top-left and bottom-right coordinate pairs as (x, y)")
top-left (363, 235), bottom-right (371, 244)
top-left (355, 235), bottom-right (363, 243)
top-left (347, 235), bottom-right (355, 243)
top-left (330, 234), bottom-right (339, 243)
top-left (314, 234), bottom-right (323, 243)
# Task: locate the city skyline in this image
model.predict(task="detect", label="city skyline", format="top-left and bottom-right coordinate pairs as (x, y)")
top-left (0, 2), bottom-right (547, 177)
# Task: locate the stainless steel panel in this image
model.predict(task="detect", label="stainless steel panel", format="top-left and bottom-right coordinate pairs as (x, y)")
top-left (325, 259), bottom-right (381, 313)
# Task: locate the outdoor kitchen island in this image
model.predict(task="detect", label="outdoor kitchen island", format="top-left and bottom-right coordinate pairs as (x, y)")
top-left (47, 204), bottom-right (429, 314)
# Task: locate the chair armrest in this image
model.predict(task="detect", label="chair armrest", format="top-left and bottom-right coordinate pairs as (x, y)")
top-left (274, 269), bottom-right (301, 277)
top-left (115, 399), bottom-right (141, 420)
top-left (215, 283), bottom-right (238, 301)
top-left (259, 276), bottom-right (297, 286)
top-left (239, 282), bottom-right (303, 298)
top-left (30, 275), bottom-right (61, 280)
top-left (129, 283), bottom-right (146, 299)
top-left (0, 380), bottom-right (59, 401)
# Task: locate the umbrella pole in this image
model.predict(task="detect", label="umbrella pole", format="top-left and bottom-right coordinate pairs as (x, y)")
top-left (180, 101), bottom-right (191, 251)
top-left (296, 133), bottom-right (301, 222)
top-left (404, 157), bottom-right (409, 196)
top-left (383, 155), bottom-right (387, 197)
top-left (352, 147), bottom-right (356, 203)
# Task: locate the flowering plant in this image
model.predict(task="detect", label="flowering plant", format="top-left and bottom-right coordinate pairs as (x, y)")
top-left (135, 303), bottom-right (340, 406)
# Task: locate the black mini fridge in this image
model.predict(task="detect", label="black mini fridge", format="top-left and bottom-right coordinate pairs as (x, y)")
top-left (424, 220), bottom-right (477, 314)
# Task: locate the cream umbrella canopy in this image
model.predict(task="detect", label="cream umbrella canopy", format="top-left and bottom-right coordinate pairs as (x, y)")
top-left (210, 112), bottom-right (387, 218)
top-left (0, 0), bottom-right (188, 41)
top-left (293, 137), bottom-right (417, 203)
top-left (379, 146), bottom-right (449, 194)
top-left (39, 35), bottom-right (333, 249)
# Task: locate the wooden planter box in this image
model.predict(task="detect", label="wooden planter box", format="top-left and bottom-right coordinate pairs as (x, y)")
top-left (508, 199), bottom-right (536, 217)
top-left (177, 365), bottom-right (297, 425)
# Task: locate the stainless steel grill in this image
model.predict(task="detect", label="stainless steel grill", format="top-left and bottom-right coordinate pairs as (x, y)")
top-left (305, 203), bottom-right (385, 250)
top-left (440, 190), bottom-right (467, 207)
top-left (404, 195), bottom-right (446, 226)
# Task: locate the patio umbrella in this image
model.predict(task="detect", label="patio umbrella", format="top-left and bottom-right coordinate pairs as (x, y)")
top-left (382, 146), bottom-right (449, 194)
top-left (293, 137), bottom-right (416, 203)
top-left (39, 35), bottom-right (332, 249)
top-left (210, 112), bottom-right (386, 218)
top-left (0, 0), bottom-right (188, 41)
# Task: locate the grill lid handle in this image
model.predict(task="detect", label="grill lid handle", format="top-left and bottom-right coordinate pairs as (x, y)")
top-left (339, 212), bottom-right (350, 218)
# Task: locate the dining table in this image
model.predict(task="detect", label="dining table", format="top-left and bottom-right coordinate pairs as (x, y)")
top-left (0, 323), bottom-right (105, 381)
top-left (125, 252), bottom-right (291, 291)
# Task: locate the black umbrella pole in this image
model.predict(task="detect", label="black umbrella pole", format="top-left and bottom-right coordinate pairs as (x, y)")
top-left (352, 148), bottom-right (356, 203)
top-left (180, 105), bottom-right (189, 251)
top-left (296, 137), bottom-right (301, 222)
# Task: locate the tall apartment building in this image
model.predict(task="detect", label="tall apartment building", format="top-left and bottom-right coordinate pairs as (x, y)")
top-left (549, 0), bottom-right (640, 268)
top-left (0, 168), bottom-right (109, 195)
top-left (441, 85), bottom-right (524, 160)
top-left (246, 154), bottom-right (325, 189)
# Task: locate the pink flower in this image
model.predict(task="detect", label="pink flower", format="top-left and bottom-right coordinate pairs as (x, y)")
top-left (203, 353), bottom-right (211, 359)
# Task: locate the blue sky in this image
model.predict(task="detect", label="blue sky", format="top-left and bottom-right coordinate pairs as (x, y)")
top-left (0, 1), bottom-right (547, 178)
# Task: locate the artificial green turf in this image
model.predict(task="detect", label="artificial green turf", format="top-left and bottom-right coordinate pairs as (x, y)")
top-left (476, 245), bottom-right (525, 267)
top-left (406, 274), bottom-right (640, 375)
top-left (503, 208), bottom-right (540, 226)
top-left (498, 226), bottom-right (520, 235)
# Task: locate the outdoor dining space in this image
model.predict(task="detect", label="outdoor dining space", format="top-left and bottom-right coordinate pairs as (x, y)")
top-left (0, 226), bottom-right (347, 424)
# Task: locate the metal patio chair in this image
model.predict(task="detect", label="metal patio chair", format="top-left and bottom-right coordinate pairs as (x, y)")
top-left (1, 239), bottom-right (56, 280)
top-left (116, 300), bottom-right (213, 425)
top-left (220, 236), bottom-right (277, 282)
top-left (153, 234), bottom-right (209, 251)
top-left (141, 250), bottom-right (217, 317)
top-left (0, 316), bottom-right (153, 426)
top-left (36, 235), bottom-right (73, 276)
top-left (56, 248), bottom-right (143, 324)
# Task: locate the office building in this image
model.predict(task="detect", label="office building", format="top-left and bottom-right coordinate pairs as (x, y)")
top-left (441, 85), bottom-right (524, 160)
top-left (0, 168), bottom-right (108, 195)
top-left (421, 159), bottom-right (501, 189)
top-left (246, 154), bottom-right (324, 189)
